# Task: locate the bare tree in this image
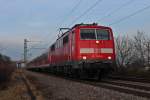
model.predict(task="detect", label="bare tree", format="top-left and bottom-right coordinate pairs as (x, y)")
top-left (115, 35), bottom-right (135, 67)
top-left (144, 38), bottom-right (150, 66)
top-left (133, 31), bottom-right (146, 67)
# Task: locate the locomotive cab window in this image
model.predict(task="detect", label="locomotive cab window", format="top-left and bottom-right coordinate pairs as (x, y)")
top-left (80, 29), bottom-right (96, 39)
top-left (80, 29), bottom-right (110, 40)
top-left (96, 29), bottom-right (109, 40)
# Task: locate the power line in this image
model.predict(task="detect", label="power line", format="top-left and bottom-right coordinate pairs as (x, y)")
top-left (58, 0), bottom-right (82, 26)
top-left (40, 0), bottom-right (82, 47)
top-left (48, 0), bottom-right (102, 45)
top-left (109, 4), bottom-right (150, 26)
top-left (97, 0), bottom-right (135, 22)
top-left (40, 0), bottom-right (82, 46)
top-left (68, 0), bottom-right (103, 27)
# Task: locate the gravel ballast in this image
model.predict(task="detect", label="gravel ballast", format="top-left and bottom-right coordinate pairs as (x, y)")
top-left (24, 71), bottom-right (149, 100)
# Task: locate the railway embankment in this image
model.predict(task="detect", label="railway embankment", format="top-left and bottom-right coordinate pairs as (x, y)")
top-left (24, 70), bottom-right (149, 100)
top-left (0, 69), bottom-right (44, 100)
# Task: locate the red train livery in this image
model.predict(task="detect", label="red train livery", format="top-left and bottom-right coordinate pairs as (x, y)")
top-left (27, 23), bottom-right (116, 79)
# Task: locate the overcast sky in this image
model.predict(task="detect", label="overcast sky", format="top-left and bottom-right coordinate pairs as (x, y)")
top-left (0, 0), bottom-right (150, 60)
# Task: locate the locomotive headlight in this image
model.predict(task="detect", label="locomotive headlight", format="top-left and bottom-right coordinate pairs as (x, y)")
top-left (83, 56), bottom-right (87, 60)
top-left (96, 40), bottom-right (99, 44)
top-left (108, 56), bottom-right (112, 60)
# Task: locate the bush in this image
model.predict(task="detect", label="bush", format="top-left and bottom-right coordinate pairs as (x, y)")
top-left (114, 65), bottom-right (150, 79)
top-left (0, 54), bottom-right (16, 84)
top-left (0, 65), bottom-right (15, 83)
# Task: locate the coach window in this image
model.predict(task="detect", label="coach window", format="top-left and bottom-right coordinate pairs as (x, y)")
top-left (51, 44), bottom-right (55, 51)
top-left (58, 40), bottom-right (60, 48)
top-left (59, 39), bottom-right (61, 47)
top-left (55, 43), bottom-right (57, 49)
top-left (63, 35), bottom-right (69, 45)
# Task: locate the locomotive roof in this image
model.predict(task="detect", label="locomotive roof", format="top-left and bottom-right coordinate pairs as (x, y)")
top-left (57, 23), bottom-right (109, 40)
top-left (71, 23), bottom-right (98, 29)
top-left (51, 23), bottom-right (111, 49)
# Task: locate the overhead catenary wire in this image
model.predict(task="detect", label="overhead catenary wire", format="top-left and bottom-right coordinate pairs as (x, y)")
top-left (41, 0), bottom-right (83, 48)
top-left (30, 1), bottom-right (149, 55)
top-left (37, 0), bottom-right (133, 53)
top-left (58, 0), bottom-right (82, 27)
top-left (97, 0), bottom-right (135, 22)
top-left (31, 0), bottom-right (134, 46)
top-left (42, 0), bottom-right (103, 53)
top-left (109, 4), bottom-right (150, 26)
top-left (68, 0), bottom-right (103, 27)
top-left (42, 0), bottom-right (102, 48)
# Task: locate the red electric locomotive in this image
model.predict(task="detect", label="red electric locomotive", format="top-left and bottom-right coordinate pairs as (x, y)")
top-left (28, 23), bottom-right (116, 79)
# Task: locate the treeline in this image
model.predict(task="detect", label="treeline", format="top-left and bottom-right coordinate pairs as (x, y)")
top-left (0, 53), bottom-right (16, 84)
top-left (115, 31), bottom-right (150, 77)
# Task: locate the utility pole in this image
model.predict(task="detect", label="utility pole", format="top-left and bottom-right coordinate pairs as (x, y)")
top-left (23, 39), bottom-right (43, 67)
top-left (24, 39), bottom-right (28, 67)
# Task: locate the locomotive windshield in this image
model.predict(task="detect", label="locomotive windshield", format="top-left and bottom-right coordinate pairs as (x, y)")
top-left (80, 29), bottom-right (96, 39)
top-left (96, 29), bottom-right (109, 40)
top-left (80, 29), bottom-right (110, 40)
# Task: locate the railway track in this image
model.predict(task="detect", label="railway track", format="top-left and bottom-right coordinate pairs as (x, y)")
top-left (66, 78), bottom-right (150, 98)
top-left (99, 79), bottom-right (150, 98)
top-left (29, 70), bottom-right (150, 98)
top-left (108, 75), bottom-right (150, 83)
top-left (56, 76), bottom-right (150, 98)
top-left (102, 79), bottom-right (150, 91)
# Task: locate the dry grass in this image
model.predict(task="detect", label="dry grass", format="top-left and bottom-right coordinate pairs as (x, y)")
top-left (0, 70), bottom-right (31, 100)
